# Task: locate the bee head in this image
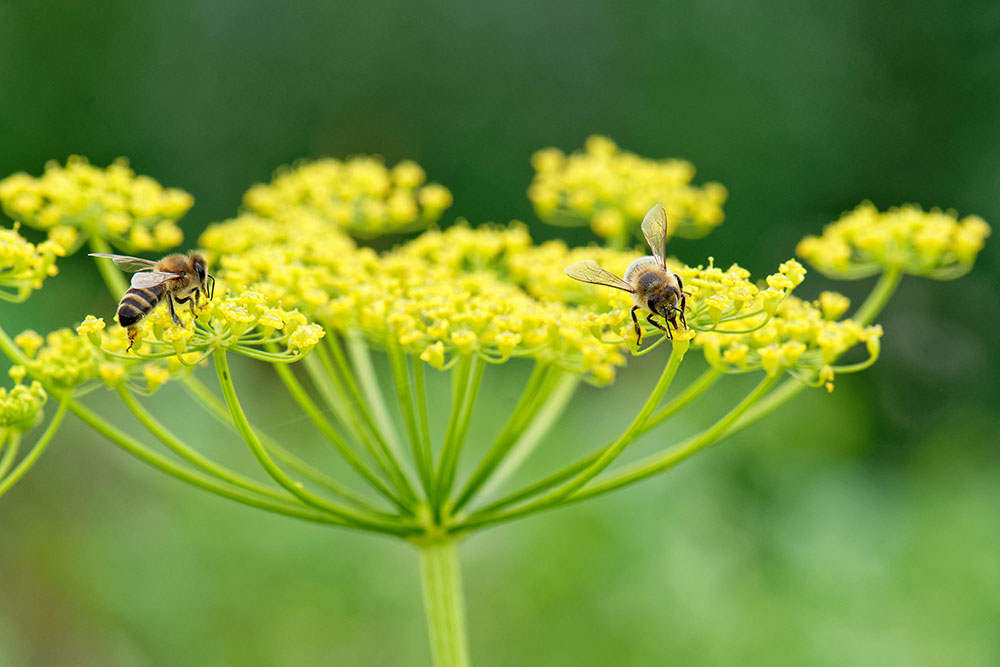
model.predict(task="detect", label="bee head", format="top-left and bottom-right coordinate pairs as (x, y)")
top-left (189, 252), bottom-right (214, 299)
top-left (648, 287), bottom-right (680, 318)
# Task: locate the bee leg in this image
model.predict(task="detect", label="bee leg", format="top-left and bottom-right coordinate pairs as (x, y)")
top-left (167, 294), bottom-right (183, 326)
top-left (647, 312), bottom-right (673, 339)
top-left (178, 292), bottom-right (198, 318)
top-left (126, 326), bottom-right (137, 352)
top-left (631, 305), bottom-right (643, 346)
top-left (678, 294), bottom-right (688, 328)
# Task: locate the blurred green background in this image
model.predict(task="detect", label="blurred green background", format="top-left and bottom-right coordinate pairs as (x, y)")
top-left (2, 0), bottom-right (998, 665)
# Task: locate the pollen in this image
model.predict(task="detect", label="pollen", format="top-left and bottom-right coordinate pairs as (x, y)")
top-left (288, 323), bottom-right (325, 353)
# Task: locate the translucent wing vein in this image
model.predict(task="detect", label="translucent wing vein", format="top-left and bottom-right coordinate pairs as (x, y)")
top-left (89, 253), bottom-right (158, 273)
top-left (641, 204), bottom-right (668, 268)
top-left (564, 260), bottom-right (633, 292)
top-left (130, 271), bottom-right (180, 289)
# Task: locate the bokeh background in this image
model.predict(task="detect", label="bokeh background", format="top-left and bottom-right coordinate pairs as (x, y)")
top-left (2, 1), bottom-right (998, 665)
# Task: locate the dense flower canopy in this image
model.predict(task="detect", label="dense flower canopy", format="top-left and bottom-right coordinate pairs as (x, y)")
top-left (0, 224), bottom-right (65, 301)
top-left (0, 157), bottom-right (191, 254)
top-left (242, 156), bottom-right (453, 238)
top-left (3, 151), bottom-right (987, 397)
top-left (797, 201), bottom-right (991, 279)
top-left (197, 209), bottom-right (829, 384)
top-left (528, 135), bottom-right (727, 243)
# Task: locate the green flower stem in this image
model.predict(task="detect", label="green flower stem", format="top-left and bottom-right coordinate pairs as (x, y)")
top-left (67, 400), bottom-right (361, 528)
top-left (720, 374), bottom-right (808, 439)
top-left (0, 285), bottom-right (32, 303)
top-left (467, 365), bottom-right (710, 517)
top-left (302, 351), bottom-right (418, 504)
top-left (565, 372), bottom-right (781, 504)
top-left (473, 372), bottom-right (580, 505)
top-left (116, 385), bottom-right (295, 503)
top-left (433, 355), bottom-right (486, 518)
top-left (413, 357), bottom-right (433, 484)
top-left (214, 349), bottom-right (417, 535)
top-left (468, 365), bottom-right (709, 516)
top-left (0, 431), bottom-right (19, 481)
top-left (0, 398), bottom-right (69, 497)
top-left (0, 329), bottom-right (247, 517)
top-left (641, 367), bottom-right (723, 434)
top-left (853, 266), bottom-right (903, 326)
top-left (418, 539), bottom-right (471, 667)
top-left (458, 341), bottom-right (688, 529)
top-left (230, 346), bottom-right (304, 364)
top-left (470, 452), bottom-right (598, 517)
top-left (270, 359), bottom-right (412, 513)
top-left (344, 331), bottom-right (410, 471)
top-left (388, 341), bottom-right (433, 498)
top-left (180, 375), bottom-right (384, 512)
top-left (88, 236), bottom-right (130, 297)
top-left (452, 363), bottom-right (561, 513)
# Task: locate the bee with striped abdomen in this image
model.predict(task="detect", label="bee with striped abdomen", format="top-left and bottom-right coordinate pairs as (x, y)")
top-left (89, 251), bottom-right (215, 351)
top-left (564, 204), bottom-right (687, 345)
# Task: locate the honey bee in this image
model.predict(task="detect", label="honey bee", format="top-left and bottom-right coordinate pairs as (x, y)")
top-left (564, 204), bottom-right (686, 345)
top-left (89, 251), bottom-right (215, 350)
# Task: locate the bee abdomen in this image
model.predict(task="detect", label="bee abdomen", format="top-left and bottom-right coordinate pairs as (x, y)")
top-left (117, 285), bottom-right (165, 327)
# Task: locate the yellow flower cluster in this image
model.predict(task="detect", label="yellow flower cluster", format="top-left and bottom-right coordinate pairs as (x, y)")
top-left (18, 329), bottom-right (98, 389)
top-left (200, 212), bottom-right (816, 383)
top-left (697, 295), bottom-right (883, 383)
top-left (242, 156), bottom-right (453, 238)
top-left (345, 255), bottom-right (628, 382)
top-left (528, 135), bottom-right (728, 243)
top-left (0, 224), bottom-right (66, 301)
top-left (0, 156), bottom-right (191, 253)
top-left (0, 378), bottom-right (47, 432)
top-left (395, 221), bottom-right (533, 271)
top-left (76, 280), bottom-right (325, 374)
top-left (200, 215), bottom-right (628, 383)
top-left (15, 321), bottom-right (186, 393)
top-left (797, 202), bottom-right (991, 279)
top-left (503, 236), bottom-right (808, 344)
top-left (200, 212), bottom-right (374, 312)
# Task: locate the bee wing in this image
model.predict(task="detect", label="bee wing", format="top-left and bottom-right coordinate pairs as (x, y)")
top-left (564, 260), bottom-right (634, 293)
top-left (640, 204), bottom-right (668, 268)
top-left (88, 253), bottom-right (158, 273)
top-left (130, 271), bottom-right (181, 289)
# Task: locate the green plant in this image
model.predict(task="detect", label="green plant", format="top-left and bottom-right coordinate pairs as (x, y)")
top-left (0, 141), bottom-right (989, 666)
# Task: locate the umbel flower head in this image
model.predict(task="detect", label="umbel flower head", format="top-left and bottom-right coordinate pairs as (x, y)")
top-left (0, 156), bottom-right (191, 254)
top-left (797, 201), bottom-right (991, 280)
top-left (242, 156), bottom-right (453, 239)
top-left (17, 328), bottom-right (98, 391)
top-left (528, 135), bottom-right (728, 244)
top-left (201, 207), bottom-right (822, 386)
top-left (75, 285), bottom-right (325, 386)
top-left (0, 223), bottom-right (66, 302)
top-left (201, 214), bottom-right (628, 383)
top-left (697, 295), bottom-right (883, 387)
top-left (0, 376), bottom-right (47, 433)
